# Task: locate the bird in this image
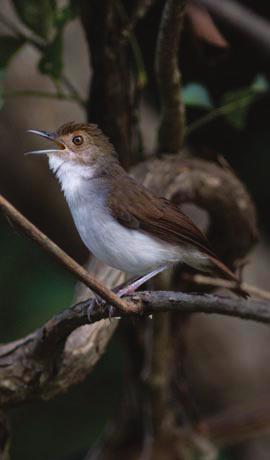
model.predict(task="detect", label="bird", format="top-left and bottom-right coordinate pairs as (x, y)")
top-left (27, 121), bottom-right (247, 301)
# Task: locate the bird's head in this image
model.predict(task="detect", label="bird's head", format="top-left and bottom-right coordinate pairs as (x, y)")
top-left (27, 122), bottom-right (117, 169)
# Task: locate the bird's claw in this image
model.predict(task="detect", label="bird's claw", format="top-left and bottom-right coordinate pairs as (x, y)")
top-left (87, 295), bottom-right (119, 323)
top-left (87, 294), bottom-right (106, 323)
top-left (108, 305), bottom-right (117, 320)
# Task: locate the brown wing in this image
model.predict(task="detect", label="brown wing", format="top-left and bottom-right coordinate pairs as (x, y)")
top-left (108, 174), bottom-right (215, 258)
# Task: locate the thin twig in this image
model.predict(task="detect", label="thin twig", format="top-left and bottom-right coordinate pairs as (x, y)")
top-left (0, 10), bottom-right (25, 37)
top-left (119, 0), bottom-right (154, 36)
top-left (61, 75), bottom-right (85, 104)
top-left (117, 1), bottom-right (149, 88)
top-left (187, 274), bottom-right (270, 301)
top-left (0, 194), bottom-right (138, 314)
top-left (186, 91), bottom-right (267, 135)
top-left (156, 0), bottom-right (187, 152)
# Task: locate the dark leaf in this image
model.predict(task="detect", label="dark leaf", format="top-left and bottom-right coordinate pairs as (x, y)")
top-left (0, 35), bottom-right (26, 69)
top-left (38, 30), bottom-right (63, 79)
top-left (12, 0), bottom-right (56, 39)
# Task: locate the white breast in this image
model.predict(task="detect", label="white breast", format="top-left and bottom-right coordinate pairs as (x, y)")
top-left (48, 155), bottom-right (209, 275)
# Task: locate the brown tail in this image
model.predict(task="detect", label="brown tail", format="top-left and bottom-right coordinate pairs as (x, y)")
top-left (208, 255), bottom-right (249, 299)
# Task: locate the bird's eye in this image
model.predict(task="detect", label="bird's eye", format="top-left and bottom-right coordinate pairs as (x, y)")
top-left (72, 135), bottom-right (83, 146)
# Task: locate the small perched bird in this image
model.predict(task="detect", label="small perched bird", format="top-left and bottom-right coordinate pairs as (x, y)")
top-left (27, 122), bottom-right (246, 298)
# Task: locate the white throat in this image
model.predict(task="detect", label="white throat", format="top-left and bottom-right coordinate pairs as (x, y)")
top-left (48, 154), bottom-right (97, 201)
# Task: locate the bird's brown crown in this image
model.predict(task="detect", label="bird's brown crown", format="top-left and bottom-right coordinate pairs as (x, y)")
top-left (57, 121), bottom-right (102, 137)
top-left (56, 121), bottom-right (117, 159)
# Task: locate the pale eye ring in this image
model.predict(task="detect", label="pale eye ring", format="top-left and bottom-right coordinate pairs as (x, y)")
top-left (72, 135), bottom-right (83, 146)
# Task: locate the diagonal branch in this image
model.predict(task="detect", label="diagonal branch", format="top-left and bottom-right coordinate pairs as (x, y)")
top-left (156, 0), bottom-right (187, 152)
top-left (0, 194), bottom-right (137, 315)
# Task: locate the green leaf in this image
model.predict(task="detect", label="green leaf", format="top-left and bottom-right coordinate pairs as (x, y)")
top-left (0, 35), bottom-right (26, 69)
top-left (12, 0), bottom-right (56, 39)
top-left (252, 73), bottom-right (269, 92)
top-left (38, 30), bottom-right (63, 79)
top-left (183, 83), bottom-right (213, 109)
top-left (221, 74), bottom-right (269, 130)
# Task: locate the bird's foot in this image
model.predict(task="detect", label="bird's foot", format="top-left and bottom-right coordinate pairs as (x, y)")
top-left (87, 295), bottom-right (119, 323)
top-left (88, 265), bottom-right (168, 323)
top-left (87, 294), bottom-right (107, 323)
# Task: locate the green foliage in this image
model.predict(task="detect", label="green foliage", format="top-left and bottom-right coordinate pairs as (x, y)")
top-left (187, 74), bottom-right (269, 135)
top-left (0, 35), bottom-right (26, 68)
top-left (12, 0), bottom-right (57, 40)
top-left (38, 29), bottom-right (63, 79)
top-left (36, 1), bottom-right (80, 80)
top-left (183, 83), bottom-right (213, 109)
top-left (221, 74), bottom-right (269, 130)
top-left (0, 1), bottom-right (80, 86)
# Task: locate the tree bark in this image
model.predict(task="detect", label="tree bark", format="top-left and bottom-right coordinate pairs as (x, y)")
top-left (79, 0), bottom-right (144, 167)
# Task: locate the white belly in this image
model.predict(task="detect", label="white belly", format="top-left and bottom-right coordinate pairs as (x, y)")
top-left (70, 200), bottom-right (183, 274)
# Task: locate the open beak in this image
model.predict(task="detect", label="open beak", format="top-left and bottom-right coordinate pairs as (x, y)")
top-left (25, 129), bottom-right (66, 155)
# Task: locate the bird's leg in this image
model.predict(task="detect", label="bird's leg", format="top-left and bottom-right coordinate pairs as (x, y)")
top-left (117, 265), bottom-right (168, 297)
top-left (108, 265), bottom-right (168, 318)
top-left (88, 265), bottom-right (167, 322)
